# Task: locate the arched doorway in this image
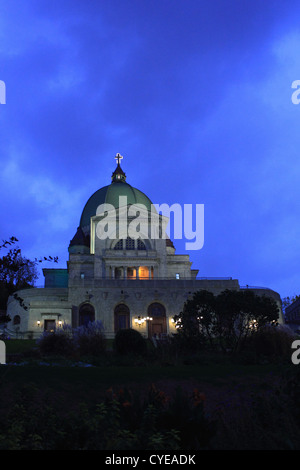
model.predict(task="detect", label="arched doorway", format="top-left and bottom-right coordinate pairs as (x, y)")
top-left (147, 302), bottom-right (167, 338)
top-left (114, 304), bottom-right (130, 333)
top-left (79, 303), bottom-right (95, 327)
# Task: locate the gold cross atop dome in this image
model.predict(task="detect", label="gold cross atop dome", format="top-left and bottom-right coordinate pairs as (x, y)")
top-left (112, 153), bottom-right (126, 182)
top-left (115, 153), bottom-right (123, 165)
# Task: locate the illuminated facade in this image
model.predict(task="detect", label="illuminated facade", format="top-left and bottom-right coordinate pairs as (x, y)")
top-left (6, 155), bottom-right (283, 339)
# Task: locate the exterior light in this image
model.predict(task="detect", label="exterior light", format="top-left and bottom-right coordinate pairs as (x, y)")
top-left (174, 317), bottom-right (183, 329)
top-left (37, 320), bottom-right (41, 326)
top-left (58, 320), bottom-right (62, 327)
top-left (134, 315), bottom-right (153, 326)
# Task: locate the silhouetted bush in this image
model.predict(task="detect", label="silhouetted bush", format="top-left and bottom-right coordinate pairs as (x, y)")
top-left (73, 321), bottom-right (106, 356)
top-left (114, 328), bottom-right (147, 355)
top-left (37, 329), bottom-right (75, 357)
top-left (243, 324), bottom-right (296, 360)
top-left (37, 321), bottom-right (107, 358)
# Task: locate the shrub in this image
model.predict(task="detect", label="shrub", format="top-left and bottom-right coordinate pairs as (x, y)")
top-left (73, 321), bottom-right (106, 356)
top-left (36, 328), bottom-right (75, 357)
top-left (36, 322), bottom-right (106, 358)
top-left (169, 331), bottom-right (206, 354)
top-left (114, 328), bottom-right (147, 355)
top-left (244, 324), bottom-right (297, 360)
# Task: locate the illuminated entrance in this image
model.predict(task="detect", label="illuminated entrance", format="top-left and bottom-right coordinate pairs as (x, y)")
top-left (147, 303), bottom-right (166, 338)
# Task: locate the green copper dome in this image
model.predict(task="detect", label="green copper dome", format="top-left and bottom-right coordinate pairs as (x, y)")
top-left (80, 157), bottom-right (153, 229)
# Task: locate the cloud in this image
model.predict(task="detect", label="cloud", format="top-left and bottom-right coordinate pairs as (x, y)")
top-left (1, 0), bottom-right (300, 295)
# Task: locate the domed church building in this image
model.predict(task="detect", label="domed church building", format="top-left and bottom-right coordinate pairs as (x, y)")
top-left (7, 154), bottom-right (283, 339)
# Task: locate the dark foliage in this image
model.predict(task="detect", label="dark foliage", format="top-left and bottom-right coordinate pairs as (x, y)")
top-left (174, 289), bottom-right (280, 354)
top-left (0, 383), bottom-right (215, 450)
top-left (114, 328), bottom-right (147, 355)
top-left (36, 331), bottom-right (75, 357)
top-left (74, 322), bottom-right (106, 356)
top-left (243, 324), bottom-right (296, 360)
top-left (0, 313), bottom-right (11, 324)
top-left (0, 236), bottom-right (58, 311)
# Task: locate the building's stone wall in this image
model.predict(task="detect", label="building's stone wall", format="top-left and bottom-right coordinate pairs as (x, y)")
top-left (5, 177), bottom-right (283, 339)
top-left (6, 278), bottom-right (242, 339)
top-left (6, 288), bottom-right (70, 339)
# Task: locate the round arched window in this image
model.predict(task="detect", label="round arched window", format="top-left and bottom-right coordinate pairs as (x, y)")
top-left (13, 315), bottom-right (21, 325)
top-left (114, 304), bottom-right (130, 332)
top-left (113, 237), bottom-right (147, 251)
top-left (147, 303), bottom-right (166, 317)
top-left (79, 303), bottom-right (95, 327)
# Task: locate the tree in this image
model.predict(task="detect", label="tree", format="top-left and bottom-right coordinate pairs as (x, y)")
top-left (215, 289), bottom-right (279, 352)
top-left (0, 313), bottom-right (11, 325)
top-left (174, 289), bottom-right (280, 353)
top-left (0, 248), bottom-right (38, 287)
top-left (174, 290), bottom-right (216, 349)
top-left (0, 236), bottom-right (58, 312)
top-left (282, 295), bottom-right (300, 317)
top-left (0, 247), bottom-right (38, 311)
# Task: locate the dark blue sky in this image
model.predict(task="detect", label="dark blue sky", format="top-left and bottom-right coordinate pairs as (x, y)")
top-left (1, 0), bottom-right (300, 298)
